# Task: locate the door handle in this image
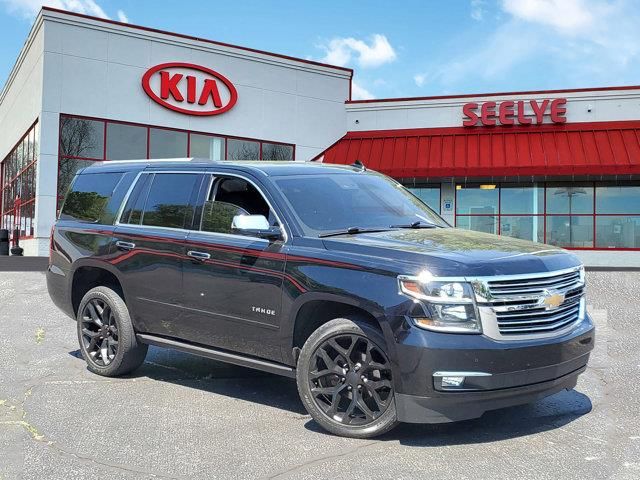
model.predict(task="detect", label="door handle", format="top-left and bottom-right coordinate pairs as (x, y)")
top-left (115, 241), bottom-right (136, 251)
top-left (187, 250), bottom-right (211, 261)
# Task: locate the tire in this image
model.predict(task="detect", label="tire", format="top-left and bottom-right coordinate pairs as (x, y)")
top-left (296, 317), bottom-right (399, 438)
top-left (76, 286), bottom-right (148, 377)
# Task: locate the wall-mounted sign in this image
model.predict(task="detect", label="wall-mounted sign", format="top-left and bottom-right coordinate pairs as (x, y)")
top-left (462, 98), bottom-right (567, 127)
top-left (142, 62), bottom-right (238, 116)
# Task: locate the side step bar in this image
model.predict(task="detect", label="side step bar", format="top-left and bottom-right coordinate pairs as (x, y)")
top-left (136, 334), bottom-right (296, 378)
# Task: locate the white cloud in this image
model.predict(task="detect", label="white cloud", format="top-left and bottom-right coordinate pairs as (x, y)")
top-left (471, 0), bottom-right (486, 21)
top-left (415, 0), bottom-right (640, 91)
top-left (319, 34), bottom-right (396, 69)
top-left (501, 0), bottom-right (595, 34)
top-left (351, 80), bottom-right (374, 100)
top-left (116, 8), bottom-right (127, 23)
top-left (0, 0), bottom-right (126, 22)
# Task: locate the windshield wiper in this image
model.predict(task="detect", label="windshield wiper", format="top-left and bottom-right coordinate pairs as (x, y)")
top-left (389, 220), bottom-right (439, 229)
top-left (318, 226), bottom-right (393, 238)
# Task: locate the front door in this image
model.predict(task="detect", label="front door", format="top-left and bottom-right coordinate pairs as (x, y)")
top-left (181, 173), bottom-right (287, 361)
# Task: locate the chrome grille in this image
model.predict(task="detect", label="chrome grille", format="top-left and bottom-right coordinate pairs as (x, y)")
top-left (476, 267), bottom-right (585, 338)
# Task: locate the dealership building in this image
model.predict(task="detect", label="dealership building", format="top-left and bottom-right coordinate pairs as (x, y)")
top-left (2, 7), bottom-right (640, 266)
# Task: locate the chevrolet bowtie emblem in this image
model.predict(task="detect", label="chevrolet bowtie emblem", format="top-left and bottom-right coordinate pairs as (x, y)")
top-left (540, 290), bottom-right (565, 310)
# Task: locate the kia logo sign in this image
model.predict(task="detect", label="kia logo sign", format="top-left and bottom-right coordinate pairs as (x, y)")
top-left (142, 62), bottom-right (238, 116)
top-left (463, 98), bottom-right (567, 127)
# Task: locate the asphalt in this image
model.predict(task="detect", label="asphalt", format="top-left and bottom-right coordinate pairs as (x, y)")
top-left (0, 271), bottom-right (638, 479)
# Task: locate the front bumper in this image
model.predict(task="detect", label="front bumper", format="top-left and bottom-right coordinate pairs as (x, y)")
top-left (390, 314), bottom-right (595, 424)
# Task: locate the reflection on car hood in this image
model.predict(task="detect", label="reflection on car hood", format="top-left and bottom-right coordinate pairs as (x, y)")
top-left (321, 228), bottom-right (580, 277)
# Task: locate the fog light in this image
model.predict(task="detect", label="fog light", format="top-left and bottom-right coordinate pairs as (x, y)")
top-left (441, 376), bottom-right (465, 388)
top-left (433, 371), bottom-right (492, 391)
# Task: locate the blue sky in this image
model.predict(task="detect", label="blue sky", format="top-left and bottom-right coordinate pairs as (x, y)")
top-left (1, 0), bottom-right (639, 100)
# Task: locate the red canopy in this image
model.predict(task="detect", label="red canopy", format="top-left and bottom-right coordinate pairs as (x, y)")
top-left (319, 121), bottom-right (640, 178)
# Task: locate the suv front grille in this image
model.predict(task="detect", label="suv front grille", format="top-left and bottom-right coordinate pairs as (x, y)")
top-left (475, 267), bottom-right (585, 338)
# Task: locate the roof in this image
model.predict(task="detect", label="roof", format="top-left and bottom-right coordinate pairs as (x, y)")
top-left (346, 85), bottom-right (640, 105)
top-left (83, 159), bottom-right (363, 176)
top-left (41, 7), bottom-right (353, 75)
top-left (319, 121), bottom-right (640, 178)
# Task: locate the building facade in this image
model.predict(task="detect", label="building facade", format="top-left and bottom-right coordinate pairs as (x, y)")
top-left (2, 7), bottom-right (640, 267)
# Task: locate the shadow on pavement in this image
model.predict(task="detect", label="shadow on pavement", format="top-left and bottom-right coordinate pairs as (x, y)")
top-left (69, 346), bottom-right (592, 443)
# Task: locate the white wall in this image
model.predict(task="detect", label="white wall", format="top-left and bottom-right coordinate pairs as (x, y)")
top-left (0, 16), bottom-right (47, 256)
top-left (6, 8), bottom-right (352, 256)
top-left (346, 89), bottom-right (640, 131)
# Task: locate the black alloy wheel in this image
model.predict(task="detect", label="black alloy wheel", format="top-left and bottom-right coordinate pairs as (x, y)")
top-left (80, 298), bottom-right (119, 367)
top-left (308, 333), bottom-right (393, 426)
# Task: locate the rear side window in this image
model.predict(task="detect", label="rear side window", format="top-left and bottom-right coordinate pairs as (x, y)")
top-left (60, 172), bottom-right (124, 223)
top-left (120, 173), bottom-right (199, 229)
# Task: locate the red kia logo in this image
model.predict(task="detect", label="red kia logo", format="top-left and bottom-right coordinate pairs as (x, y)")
top-left (142, 62), bottom-right (238, 116)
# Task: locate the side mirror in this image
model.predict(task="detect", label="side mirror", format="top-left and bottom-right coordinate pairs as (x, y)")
top-left (231, 214), bottom-right (283, 241)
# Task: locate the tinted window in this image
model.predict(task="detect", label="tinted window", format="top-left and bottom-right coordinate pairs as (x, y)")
top-left (200, 177), bottom-right (272, 234)
top-left (120, 173), bottom-right (152, 225)
top-left (456, 184), bottom-right (499, 214)
top-left (149, 128), bottom-right (187, 159)
top-left (60, 172), bottom-right (124, 223)
top-left (261, 143), bottom-right (293, 160)
top-left (275, 173), bottom-right (446, 235)
top-left (141, 174), bottom-right (198, 229)
top-left (190, 134), bottom-right (224, 160)
top-left (59, 117), bottom-right (104, 159)
top-left (500, 184), bottom-right (544, 214)
top-left (227, 139), bottom-right (259, 160)
top-left (595, 184), bottom-right (640, 214)
top-left (546, 183), bottom-right (593, 214)
top-left (106, 123), bottom-right (147, 160)
top-left (408, 187), bottom-right (440, 213)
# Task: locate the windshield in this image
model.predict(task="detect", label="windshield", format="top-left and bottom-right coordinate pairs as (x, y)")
top-left (274, 172), bottom-right (448, 236)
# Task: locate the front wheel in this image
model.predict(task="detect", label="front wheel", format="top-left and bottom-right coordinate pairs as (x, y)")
top-left (296, 317), bottom-right (399, 438)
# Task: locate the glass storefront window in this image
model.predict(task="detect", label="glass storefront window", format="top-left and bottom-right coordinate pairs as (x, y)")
top-left (456, 215), bottom-right (497, 234)
top-left (106, 123), bottom-right (147, 160)
top-left (546, 183), bottom-right (593, 214)
top-left (227, 139), bottom-right (260, 160)
top-left (595, 183), bottom-right (640, 214)
top-left (500, 184), bottom-right (544, 214)
top-left (0, 122), bottom-right (38, 238)
top-left (546, 216), bottom-right (594, 248)
top-left (261, 143), bottom-right (294, 161)
top-left (149, 128), bottom-right (187, 159)
top-left (59, 117), bottom-right (104, 159)
top-left (408, 187), bottom-right (440, 213)
top-left (596, 216), bottom-right (640, 248)
top-left (500, 216), bottom-right (544, 243)
top-left (190, 134), bottom-right (224, 160)
top-left (456, 184), bottom-right (498, 215)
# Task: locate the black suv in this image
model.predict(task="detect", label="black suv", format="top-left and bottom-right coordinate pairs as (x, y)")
top-left (48, 160), bottom-right (594, 438)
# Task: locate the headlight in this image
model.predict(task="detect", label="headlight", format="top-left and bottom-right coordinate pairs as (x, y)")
top-left (398, 274), bottom-right (481, 333)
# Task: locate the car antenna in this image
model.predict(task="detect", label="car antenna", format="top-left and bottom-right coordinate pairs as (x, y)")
top-left (351, 159), bottom-right (366, 171)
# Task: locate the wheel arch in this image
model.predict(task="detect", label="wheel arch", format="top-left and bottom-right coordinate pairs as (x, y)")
top-left (69, 259), bottom-right (126, 318)
top-left (286, 292), bottom-right (390, 365)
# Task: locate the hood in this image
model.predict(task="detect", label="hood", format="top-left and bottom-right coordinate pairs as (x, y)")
top-left (321, 227), bottom-right (581, 277)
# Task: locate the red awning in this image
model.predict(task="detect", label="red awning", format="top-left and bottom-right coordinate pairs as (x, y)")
top-left (320, 121), bottom-right (640, 178)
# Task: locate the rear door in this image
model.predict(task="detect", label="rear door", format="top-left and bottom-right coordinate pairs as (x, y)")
top-left (181, 172), bottom-right (287, 361)
top-left (111, 170), bottom-right (203, 336)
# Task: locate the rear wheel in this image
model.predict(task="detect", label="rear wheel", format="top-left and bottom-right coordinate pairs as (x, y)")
top-left (296, 317), bottom-right (399, 438)
top-left (77, 286), bottom-right (147, 376)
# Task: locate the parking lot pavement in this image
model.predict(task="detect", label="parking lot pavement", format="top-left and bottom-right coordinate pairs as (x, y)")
top-left (0, 271), bottom-right (638, 480)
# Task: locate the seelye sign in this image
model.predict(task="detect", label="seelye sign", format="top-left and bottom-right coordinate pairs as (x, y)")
top-left (462, 98), bottom-right (567, 127)
top-left (142, 62), bottom-right (238, 116)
